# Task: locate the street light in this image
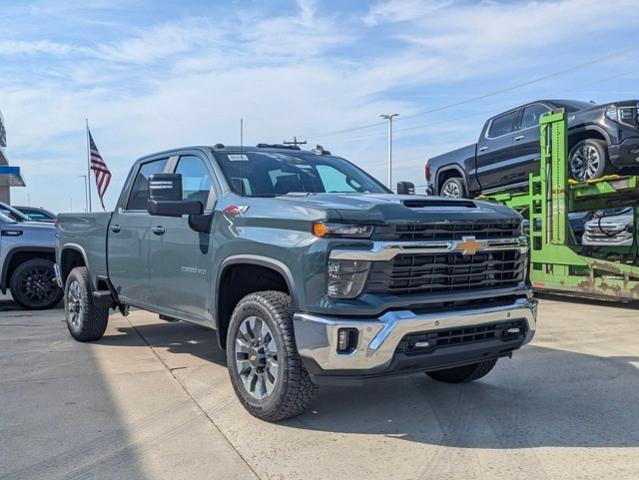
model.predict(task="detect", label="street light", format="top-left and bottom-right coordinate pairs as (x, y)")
top-left (79, 175), bottom-right (88, 212)
top-left (380, 113), bottom-right (399, 190)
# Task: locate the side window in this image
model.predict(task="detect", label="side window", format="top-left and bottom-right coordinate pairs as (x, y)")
top-left (175, 156), bottom-right (213, 207)
top-left (316, 164), bottom-right (362, 193)
top-left (127, 158), bottom-right (168, 210)
top-left (521, 104), bottom-right (551, 130)
top-left (488, 111), bottom-right (519, 138)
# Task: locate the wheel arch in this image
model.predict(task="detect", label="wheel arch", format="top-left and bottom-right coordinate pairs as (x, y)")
top-left (1, 247), bottom-right (55, 293)
top-left (436, 166), bottom-right (466, 195)
top-left (215, 255), bottom-right (296, 350)
top-left (59, 244), bottom-right (90, 287)
top-left (568, 126), bottom-right (610, 151)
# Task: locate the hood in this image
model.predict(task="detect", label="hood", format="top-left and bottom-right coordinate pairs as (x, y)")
top-left (266, 193), bottom-right (520, 225)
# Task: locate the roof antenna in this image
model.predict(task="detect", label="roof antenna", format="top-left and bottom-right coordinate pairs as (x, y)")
top-left (240, 118), bottom-right (244, 153)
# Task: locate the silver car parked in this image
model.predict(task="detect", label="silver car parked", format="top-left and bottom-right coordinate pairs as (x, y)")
top-left (0, 210), bottom-right (62, 309)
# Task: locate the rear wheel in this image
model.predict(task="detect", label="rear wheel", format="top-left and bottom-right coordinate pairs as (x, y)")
top-left (226, 291), bottom-right (317, 421)
top-left (439, 177), bottom-right (466, 198)
top-left (64, 266), bottom-right (109, 342)
top-left (426, 359), bottom-right (497, 383)
top-left (569, 139), bottom-right (608, 181)
top-left (9, 258), bottom-right (63, 310)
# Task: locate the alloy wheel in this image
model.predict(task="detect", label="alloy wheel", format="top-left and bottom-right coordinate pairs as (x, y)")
top-left (234, 316), bottom-right (279, 400)
top-left (570, 144), bottom-right (600, 181)
top-left (67, 279), bottom-right (82, 327)
top-left (442, 181), bottom-right (461, 198)
top-left (17, 267), bottom-right (58, 306)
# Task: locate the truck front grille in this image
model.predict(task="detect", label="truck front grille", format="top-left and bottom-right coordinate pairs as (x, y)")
top-left (365, 250), bottom-right (525, 296)
top-left (391, 221), bottom-right (520, 241)
top-left (395, 320), bottom-right (527, 355)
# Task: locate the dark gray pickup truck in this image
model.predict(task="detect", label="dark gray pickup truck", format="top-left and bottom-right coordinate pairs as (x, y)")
top-left (56, 144), bottom-right (537, 421)
top-left (427, 99), bottom-right (639, 197)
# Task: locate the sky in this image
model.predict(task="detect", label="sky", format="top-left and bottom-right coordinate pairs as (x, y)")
top-left (1, 0), bottom-right (639, 212)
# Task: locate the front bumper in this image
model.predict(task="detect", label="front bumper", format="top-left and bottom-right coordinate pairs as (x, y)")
top-left (609, 136), bottom-right (639, 169)
top-left (294, 297), bottom-right (537, 378)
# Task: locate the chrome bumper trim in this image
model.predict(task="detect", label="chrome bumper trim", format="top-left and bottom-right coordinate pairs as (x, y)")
top-left (53, 263), bottom-right (63, 289)
top-left (329, 236), bottom-right (528, 262)
top-left (293, 298), bottom-right (537, 371)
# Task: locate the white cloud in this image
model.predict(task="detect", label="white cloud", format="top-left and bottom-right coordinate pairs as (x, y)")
top-left (0, 39), bottom-right (86, 56)
top-left (363, 0), bottom-right (452, 26)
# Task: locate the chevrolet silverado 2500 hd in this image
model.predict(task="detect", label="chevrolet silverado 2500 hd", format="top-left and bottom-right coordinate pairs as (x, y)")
top-left (56, 144), bottom-right (537, 421)
top-left (426, 99), bottom-right (639, 197)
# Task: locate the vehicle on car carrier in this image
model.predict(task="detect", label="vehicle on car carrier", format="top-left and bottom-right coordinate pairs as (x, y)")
top-left (426, 99), bottom-right (639, 197)
top-left (56, 144), bottom-right (537, 421)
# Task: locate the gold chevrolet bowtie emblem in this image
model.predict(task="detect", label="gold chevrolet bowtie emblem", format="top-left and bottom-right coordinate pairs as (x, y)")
top-left (452, 236), bottom-right (487, 255)
top-left (249, 354), bottom-right (257, 361)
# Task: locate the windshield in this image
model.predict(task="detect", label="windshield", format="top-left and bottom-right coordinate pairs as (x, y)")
top-left (0, 211), bottom-right (18, 224)
top-left (214, 151), bottom-right (390, 197)
top-left (0, 203), bottom-right (29, 222)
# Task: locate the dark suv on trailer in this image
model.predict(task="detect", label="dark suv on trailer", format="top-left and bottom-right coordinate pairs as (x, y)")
top-left (426, 99), bottom-right (639, 197)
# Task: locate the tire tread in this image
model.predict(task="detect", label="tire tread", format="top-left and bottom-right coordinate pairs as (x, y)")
top-left (227, 290), bottom-right (317, 421)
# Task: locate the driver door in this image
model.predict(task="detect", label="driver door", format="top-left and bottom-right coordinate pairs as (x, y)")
top-left (148, 154), bottom-right (216, 323)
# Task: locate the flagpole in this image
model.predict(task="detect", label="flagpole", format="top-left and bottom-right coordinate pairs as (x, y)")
top-left (85, 118), bottom-right (92, 212)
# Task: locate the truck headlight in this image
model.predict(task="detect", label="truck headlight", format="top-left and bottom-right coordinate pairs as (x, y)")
top-left (327, 259), bottom-right (371, 299)
top-left (605, 105), bottom-right (637, 127)
top-left (312, 223), bottom-right (373, 238)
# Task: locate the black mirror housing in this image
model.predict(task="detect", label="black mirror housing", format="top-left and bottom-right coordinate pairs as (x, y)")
top-left (396, 181), bottom-right (415, 195)
top-left (147, 173), bottom-right (204, 217)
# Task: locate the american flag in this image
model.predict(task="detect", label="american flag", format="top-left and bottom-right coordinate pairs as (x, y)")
top-left (88, 128), bottom-right (111, 209)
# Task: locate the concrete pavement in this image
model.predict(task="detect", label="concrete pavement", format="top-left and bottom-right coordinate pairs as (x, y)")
top-left (1, 293), bottom-right (638, 480)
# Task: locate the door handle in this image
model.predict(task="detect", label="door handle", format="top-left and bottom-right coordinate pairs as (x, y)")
top-left (110, 224), bottom-right (121, 233)
top-left (479, 146), bottom-right (488, 152)
top-left (151, 226), bottom-right (165, 235)
top-left (514, 135), bottom-right (525, 142)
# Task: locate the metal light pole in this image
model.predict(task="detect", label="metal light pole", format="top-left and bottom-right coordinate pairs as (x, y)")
top-left (79, 175), bottom-right (88, 212)
top-left (380, 113), bottom-right (399, 190)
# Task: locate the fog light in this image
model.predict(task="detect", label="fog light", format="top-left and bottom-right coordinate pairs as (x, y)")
top-left (337, 328), bottom-right (358, 353)
top-left (327, 259), bottom-right (371, 299)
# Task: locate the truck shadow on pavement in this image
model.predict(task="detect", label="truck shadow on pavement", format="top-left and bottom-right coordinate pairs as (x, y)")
top-left (110, 319), bottom-right (639, 450)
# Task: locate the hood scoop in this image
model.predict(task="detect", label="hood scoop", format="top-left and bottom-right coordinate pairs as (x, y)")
top-left (401, 199), bottom-right (477, 209)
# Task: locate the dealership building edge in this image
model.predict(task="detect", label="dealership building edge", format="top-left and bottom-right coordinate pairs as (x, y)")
top-left (0, 110), bottom-right (26, 204)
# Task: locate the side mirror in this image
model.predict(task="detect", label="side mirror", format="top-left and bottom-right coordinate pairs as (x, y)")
top-left (396, 181), bottom-right (415, 195)
top-left (147, 173), bottom-right (203, 217)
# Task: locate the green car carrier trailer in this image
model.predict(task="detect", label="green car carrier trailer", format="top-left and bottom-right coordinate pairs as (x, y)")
top-left (479, 109), bottom-right (639, 301)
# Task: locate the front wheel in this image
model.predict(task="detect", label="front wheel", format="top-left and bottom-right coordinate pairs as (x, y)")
top-left (226, 291), bottom-right (317, 421)
top-left (426, 359), bottom-right (497, 383)
top-left (64, 266), bottom-right (109, 342)
top-left (9, 258), bottom-right (63, 310)
top-left (569, 139), bottom-right (608, 181)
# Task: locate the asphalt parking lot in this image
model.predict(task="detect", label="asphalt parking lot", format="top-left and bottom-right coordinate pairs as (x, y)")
top-left (1, 293), bottom-right (638, 480)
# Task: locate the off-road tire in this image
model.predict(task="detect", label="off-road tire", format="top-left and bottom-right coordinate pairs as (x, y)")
top-left (569, 139), bottom-right (609, 181)
top-left (439, 177), bottom-right (467, 198)
top-left (9, 258), bottom-right (63, 310)
top-left (426, 359), bottom-right (498, 383)
top-left (64, 266), bottom-right (109, 342)
top-left (226, 291), bottom-right (317, 421)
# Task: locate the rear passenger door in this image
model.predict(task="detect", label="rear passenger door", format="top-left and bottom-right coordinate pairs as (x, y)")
top-left (108, 157), bottom-right (169, 307)
top-left (148, 154), bottom-right (216, 322)
top-left (511, 103), bottom-right (551, 181)
top-left (475, 109), bottom-right (522, 192)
